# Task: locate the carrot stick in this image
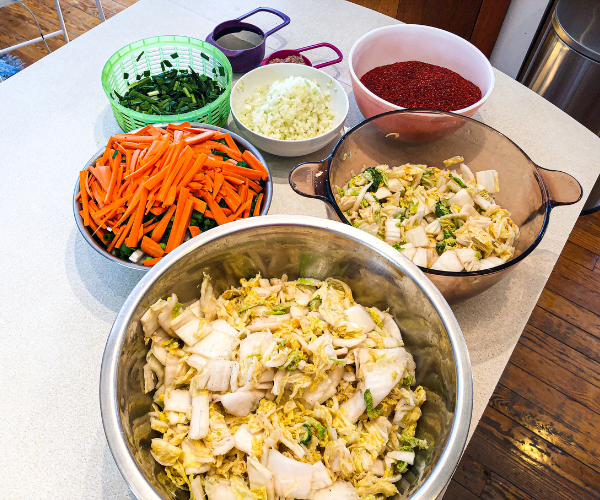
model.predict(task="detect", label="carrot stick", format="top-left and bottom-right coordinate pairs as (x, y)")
top-left (165, 186), bottom-right (177, 206)
top-left (228, 198), bottom-right (252, 222)
top-left (171, 154), bottom-right (196, 189)
top-left (91, 165), bottom-right (112, 192)
top-left (165, 188), bottom-right (190, 252)
top-left (171, 198), bottom-right (194, 249)
top-left (220, 182), bottom-right (242, 211)
top-left (104, 152), bottom-right (121, 203)
top-left (241, 150), bottom-right (269, 180)
top-left (143, 257), bottom-right (163, 266)
top-left (190, 197), bottom-right (207, 213)
top-left (124, 187), bottom-right (148, 248)
top-left (254, 193), bottom-right (264, 216)
top-left (224, 175), bottom-right (244, 186)
top-left (157, 143), bottom-right (188, 202)
top-left (219, 163), bottom-right (265, 181)
top-left (177, 153), bottom-right (207, 190)
top-left (141, 236), bottom-right (165, 258)
top-left (213, 171), bottom-right (225, 198)
top-left (150, 206), bottom-right (168, 216)
top-left (223, 133), bottom-right (241, 155)
top-left (144, 168), bottom-right (168, 191)
top-left (107, 226), bottom-right (124, 252)
top-left (79, 171), bottom-right (91, 226)
top-left (201, 192), bottom-right (229, 226)
top-left (239, 184), bottom-right (248, 213)
top-left (115, 183), bottom-right (145, 225)
top-left (224, 173), bottom-right (263, 192)
top-left (113, 134), bottom-right (155, 143)
top-left (243, 187), bottom-right (253, 218)
top-left (184, 131), bottom-right (216, 146)
top-left (133, 125), bottom-right (153, 136)
top-left (151, 204), bottom-right (177, 242)
top-left (189, 226), bottom-right (201, 238)
top-left (113, 214), bottom-right (135, 251)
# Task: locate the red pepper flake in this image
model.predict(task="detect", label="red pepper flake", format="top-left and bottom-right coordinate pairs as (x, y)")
top-left (360, 61), bottom-right (482, 112)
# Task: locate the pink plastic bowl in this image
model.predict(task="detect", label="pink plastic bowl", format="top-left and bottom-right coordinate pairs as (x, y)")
top-left (349, 24), bottom-right (495, 120)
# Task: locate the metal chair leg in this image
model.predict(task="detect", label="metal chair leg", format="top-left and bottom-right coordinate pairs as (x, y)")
top-left (53, 0), bottom-right (69, 42)
top-left (95, 0), bottom-right (106, 22)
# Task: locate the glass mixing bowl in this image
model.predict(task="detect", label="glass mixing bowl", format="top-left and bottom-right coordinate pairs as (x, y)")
top-left (290, 110), bottom-right (582, 303)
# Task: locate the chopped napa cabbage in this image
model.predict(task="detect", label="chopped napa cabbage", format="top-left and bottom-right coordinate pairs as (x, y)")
top-left (138, 274), bottom-right (426, 499)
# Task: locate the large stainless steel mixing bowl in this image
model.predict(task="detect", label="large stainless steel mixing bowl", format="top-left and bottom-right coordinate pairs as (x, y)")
top-left (100, 215), bottom-right (473, 500)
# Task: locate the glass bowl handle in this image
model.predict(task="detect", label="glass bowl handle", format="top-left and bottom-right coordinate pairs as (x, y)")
top-left (538, 166), bottom-right (583, 208)
top-left (289, 158), bottom-right (334, 206)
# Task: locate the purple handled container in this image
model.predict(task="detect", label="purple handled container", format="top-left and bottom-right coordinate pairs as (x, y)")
top-left (262, 43), bottom-right (344, 68)
top-left (206, 7), bottom-right (290, 73)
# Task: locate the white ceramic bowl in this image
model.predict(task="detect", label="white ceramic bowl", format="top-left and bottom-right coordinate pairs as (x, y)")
top-left (230, 64), bottom-right (349, 157)
top-left (349, 24), bottom-right (495, 119)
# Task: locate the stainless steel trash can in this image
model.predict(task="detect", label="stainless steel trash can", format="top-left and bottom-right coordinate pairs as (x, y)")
top-left (522, 0), bottom-right (600, 214)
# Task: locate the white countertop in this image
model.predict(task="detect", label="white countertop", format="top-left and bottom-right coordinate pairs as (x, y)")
top-left (1, 0), bottom-right (599, 498)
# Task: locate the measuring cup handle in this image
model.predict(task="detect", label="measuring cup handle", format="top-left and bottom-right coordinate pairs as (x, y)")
top-left (537, 166), bottom-right (583, 208)
top-left (236, 7), bottom-right (290, 38)
top-left (289, 158), bottom-right (334, 206)
top-left (297, 43), bottom-right (343, 69)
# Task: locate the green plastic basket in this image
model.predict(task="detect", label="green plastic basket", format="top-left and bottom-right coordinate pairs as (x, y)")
top-left (101, 36), bottom-right (233, 132)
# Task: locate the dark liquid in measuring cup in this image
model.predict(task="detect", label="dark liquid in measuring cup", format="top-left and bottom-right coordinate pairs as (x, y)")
top-left (214, 28), bottom-right (264, 51)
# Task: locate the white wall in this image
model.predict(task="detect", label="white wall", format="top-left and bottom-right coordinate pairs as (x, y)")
top-left (490, 0), bottom-right (551, 78)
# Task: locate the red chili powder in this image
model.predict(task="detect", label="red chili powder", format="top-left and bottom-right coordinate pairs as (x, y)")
top-left (360, 61), bottom-right (482, 111)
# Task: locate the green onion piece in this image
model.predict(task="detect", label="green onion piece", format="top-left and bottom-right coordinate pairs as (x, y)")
top-left (201, 52), bottom-right (209, 61)
top-left (136, 51), bottom-right (144, 62)
top-left (123, 72), bottom-right (129, 79)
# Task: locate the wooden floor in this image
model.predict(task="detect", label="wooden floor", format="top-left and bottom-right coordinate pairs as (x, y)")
top-left (446, 211), bottom-right (600, 500)
top-left (0, 0), bottom-right (135, 67)
top-left (3, 2), bottom-right (600, 499)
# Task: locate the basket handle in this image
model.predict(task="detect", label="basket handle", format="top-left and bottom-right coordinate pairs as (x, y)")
top-left (237, 7), bottom-right (290, 38)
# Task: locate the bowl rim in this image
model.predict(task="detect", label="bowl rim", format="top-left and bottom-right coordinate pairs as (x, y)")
top-left (100, 35), bottom-right (233, 124)
top-left (348, 24), bottom-right (495, 115)
top-left (229, 63), bottom-right (350, 144)
top-left (100, 214), bottom-right (473, 500)
top-left (72, 122), bottom-right (273, 272)
top-left (302, 108), bottom-right (556, 278)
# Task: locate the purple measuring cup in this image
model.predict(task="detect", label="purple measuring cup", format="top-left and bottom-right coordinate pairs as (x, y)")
top-left (206, 7), bottom-right (290, 73)
top-left (262, 43), bottom-right (343, 68)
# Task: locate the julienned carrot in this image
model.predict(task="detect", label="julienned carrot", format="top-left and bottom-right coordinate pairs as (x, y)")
top-left (80, 171), bottom-right (90, 226)
top-left (184, 130), bottom-right (216, 146)
top-left (143, 256), bottom-right (163, 266)
top-left (104, 153), bottom-right (120, 203)
top-left (220, 163), bottom-right (265, 181)
top-left (165, 186), bottom-right (177, 206)
top-left (150, 205), bottom-right (168, 216)
top-left (141, 236), bottom-right (165, 258)
top-left (178, 153), bottom-right (207, 190)
top-left (165, 189), bottom-right (189, 253)
top-left (254, 193), bottom-right (264, 216)
top-left (228, 198), bottom-right (252, 222)
top-left (241, 150), bottom-right (269, 180)
top-left (124, 186), bottom-right (148, 248)
top-left (243, 188), bottom-right (253, 218)
top-left (77, 124), bottom-right (267, 263)
top-left (201, 192), bottom-right (229, 226)
top-left (224, 175), bottom-right (244, 186)
top-left (191, 197), bottom-right (207, 213)
top-left (213, 171), bottom-right (225, 198)
top-left (224, 133), bottom-right (241, 155)
top-left (151, 204), bottom-right (177, 242)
